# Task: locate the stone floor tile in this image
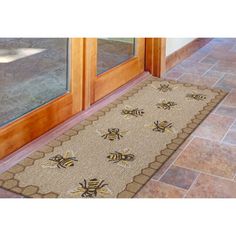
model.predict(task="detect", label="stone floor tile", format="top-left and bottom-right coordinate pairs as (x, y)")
top-left (160, 165), bottom-right (198, 190)
top-left (162, 70), bottom-right (183, 80)
top-left (175, 137), bottom-right (236, 179)
top-left (203, 69), bottom-right (225, 79)
top-left (193, 114), bottom-right (234, 141)
top-left (223, 130), bottom-right (236, 146)
top-left (186, 174), bottom-right (236, 198)
top-left (222, 89), bottom-right (236, 106)
top-left (214, 105), bottom-right (236, 119)
top-left (135, 180), bottom-right (186, 198)
top-left (213, 64), bottom-right (236, 79)
top-left (175, 63), bottom-right (213, 75)
top-left (178, 73), bottom-right (219, 87)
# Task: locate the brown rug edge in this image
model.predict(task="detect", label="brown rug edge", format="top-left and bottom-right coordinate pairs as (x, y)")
top-left (0, 75), bottom-right (228, 198)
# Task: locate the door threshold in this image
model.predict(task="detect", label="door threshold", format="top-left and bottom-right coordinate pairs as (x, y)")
top-left (0, 71), bottom-right (151, 174)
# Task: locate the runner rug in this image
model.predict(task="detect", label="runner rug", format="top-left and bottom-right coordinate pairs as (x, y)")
top-left (0, 76), bottom-right (227, 198)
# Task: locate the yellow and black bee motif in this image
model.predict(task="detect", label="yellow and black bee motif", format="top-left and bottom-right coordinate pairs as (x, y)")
top-left (151, 83), bottom-right (177, 93)
top-left (157, 84), bottom-right (172, 92)
top-left (156, 100), bottom-right (177, 110)
top-left (107, 151), bottom-right (135, 164)
top-left (101, 128), bottom-right (124, 141)
top-left (49, 154), bottom-right (78, 169)
top-left (71, 178), bottom-right (111, 198)
top-left (153, 120), bottom-right (173, 133)
top-left (121, 105), bottom-right (144, 118)
top-left (42, 151), bottom-right (78, 169)
top-left (186, 92), bottom-right (207, 101)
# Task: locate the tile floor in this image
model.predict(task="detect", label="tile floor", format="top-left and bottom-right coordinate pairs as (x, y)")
top-left (136, 38), bottom-right (236, 198)
top-left (1, 38), bottom-right (236, 198)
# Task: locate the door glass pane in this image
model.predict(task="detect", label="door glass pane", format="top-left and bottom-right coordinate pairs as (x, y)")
top-left (0, 38), bottom-right (69, 127)
top-left (97, 38), bottom-right (135, 75)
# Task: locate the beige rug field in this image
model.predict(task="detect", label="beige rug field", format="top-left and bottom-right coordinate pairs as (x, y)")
top-left (0, 76), bottom-right (227, 198)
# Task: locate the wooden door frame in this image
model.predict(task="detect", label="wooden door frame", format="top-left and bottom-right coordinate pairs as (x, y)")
top-left (0, 38), bottom-right (84, 159)
top-left (83, 38), bottom-right (146, 108)
top-left (145, 38), bottom-right (166, 77)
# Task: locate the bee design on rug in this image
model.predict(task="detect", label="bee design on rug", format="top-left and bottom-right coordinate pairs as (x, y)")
top-left (121, 105), bottom-right (144, 119)
top-left (153, 120), bottom-right (173, 133)
top-left (70, 178), bottom-right (111, 198)
top-left (156, 100), bottom-right (177, 110)
top-left (145, 120), bottom-right (174, 134)
top-left (97, 128), bottom-right (128, 141)
top-left (157, 84), bottom-right (172, 92)
top-left (151, 82), bottom-right (178, 93)
top-left (42, 151), bottom-right (78, 169)
top-left (49, 154), bottom-right (78, 169)
top-left (107, 149), bottom-right (135, 168)
top-left (186, 92), bottom-right (207, 101)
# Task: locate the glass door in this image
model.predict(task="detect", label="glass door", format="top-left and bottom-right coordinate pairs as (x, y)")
top-left (0, 38), bottom-right (69, 127)
top-left (0, 38), bottom-right (83, 159)
top-left (84, 38), bottom-right (145, 105)
top-left (97, 38), bottom-right (136, 74)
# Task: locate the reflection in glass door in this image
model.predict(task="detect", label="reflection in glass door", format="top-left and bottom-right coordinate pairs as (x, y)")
top-left (97, 38), bottom-right (136, 74)
top-left (0, 38), bottom-right (69, 127)
top-left (88, 38), bottom-right (145, 102)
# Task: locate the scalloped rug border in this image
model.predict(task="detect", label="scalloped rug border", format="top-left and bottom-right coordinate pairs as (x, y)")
top-left (0, 75), bottom-right (228, 198)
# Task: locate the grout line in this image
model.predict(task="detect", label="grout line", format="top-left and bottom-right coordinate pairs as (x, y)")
top-left (213, 104), bottom-right (236, 114)
top-left (211, 72), bottom-right (226, 88)
top-left (212, 111), bottom-right (236, 120)
top-left (212, 109), bottom-right (235, 119)
top-left (219, 119), bottom-right (236, 144)
top-left (203, 111), bottom-right (234, 119)
top-left (155, 180), bottom-right (188, 193)
top-left (191, 134), bottom-right (215, 142)
top-left (175, 72), bottom-right (186, 81)
top-left (232, 169), bottom-right (236, 181)
top-left (201, 61), bottom-right (218, 77)
top-left (183, 172), bottom-right (201, 198)
top-left (211, 76), bottom-right (223, 88)
top-left (175, 162), bottom-right (236, 182)
top-left (190, 133), bottom-right (236, 148)
top-left (222, 72), bottom-right (236, 77)
top-left (175, 73), bottom-right (186, 81)
top-left (222, 140), bottom-right (236, 147)
top-left (198, 51), bottom-right (212, 64)
top-left (163, 70), bottom-right (184, 81)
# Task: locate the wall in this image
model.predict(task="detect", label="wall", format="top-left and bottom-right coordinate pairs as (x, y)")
top-left (166, 38), bottom-right (195, 56)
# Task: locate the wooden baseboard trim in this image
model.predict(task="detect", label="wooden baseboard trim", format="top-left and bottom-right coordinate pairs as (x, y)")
top-left (166, 38), bottom-right (213, 71)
